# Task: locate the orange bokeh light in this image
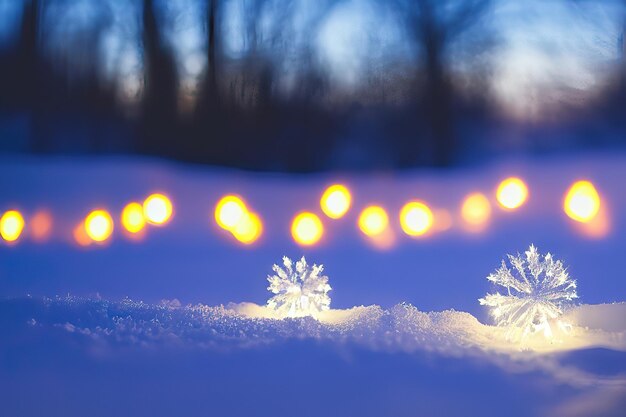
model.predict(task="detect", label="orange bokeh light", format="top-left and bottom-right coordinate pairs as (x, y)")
top-left (73, 222), bottom-right (92, 247)
top-left (434, 209), bottom-right (453, 232)
top-left (29, 210), bottom-right (53, 242)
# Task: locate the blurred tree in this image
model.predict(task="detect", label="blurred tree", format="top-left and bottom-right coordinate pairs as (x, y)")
top-left (400, 0), bottom-right (492, 167)
top-left (197, 0), bottom-right (219, 110)
top-left (191, 0), bottom-right (224, 164)
top-left (141, 0), bottom-right (179, 155)
top-left (0, 0), bottom-right (44, 150)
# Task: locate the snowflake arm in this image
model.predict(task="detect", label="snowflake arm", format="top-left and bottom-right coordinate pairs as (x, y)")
top-left (266, 256), bottom-right (332, 318)
top-left (479, 245), bottom-right (578, 340)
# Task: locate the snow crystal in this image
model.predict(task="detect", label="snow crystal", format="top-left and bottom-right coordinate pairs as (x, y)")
top-left (479, 245), bottom-right (578, 340)
top-left (266, 256), bottom-right (332, 318)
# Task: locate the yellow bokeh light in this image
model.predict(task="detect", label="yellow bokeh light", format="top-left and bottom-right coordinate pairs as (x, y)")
top-left (143, 193), bottom-right (173, 225)
top-left (84, 210), bottom-right (114, 242)
top-left (399, 201), bottom-right (433, 236)
top-left (121, 202), bottom-right (146, 234)
top-left (1, 210), bottom-right (25, 242)
top-left (232, 212), bottom-right (263, 244)
top-left (358, 206), bottom-right (389, 237)
top-left (496, 177), bottom-right (529, 210)
top-left (461, 193), bottom-right (491, 226)
top-left (291, 212), bottom-right (324, 246)
top-left (320, 184), bottom-right (352, 219)
top-left (564, 180), bottom-right (600, 223)
top-left (215, 195), bottom-right (248, 230)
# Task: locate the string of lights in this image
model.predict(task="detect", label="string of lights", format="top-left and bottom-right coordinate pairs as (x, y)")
top-left (0, 178), bottom-right (606, 247)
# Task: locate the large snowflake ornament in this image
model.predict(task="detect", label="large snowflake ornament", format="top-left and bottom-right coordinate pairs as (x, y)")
top-left (479, 245), bottom-right (578, 340)
top-left (267, 256), bottom-right (332, 318)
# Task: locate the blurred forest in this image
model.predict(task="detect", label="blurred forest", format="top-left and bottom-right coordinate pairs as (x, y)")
top-left (0, 0), bottom-right (625, 171)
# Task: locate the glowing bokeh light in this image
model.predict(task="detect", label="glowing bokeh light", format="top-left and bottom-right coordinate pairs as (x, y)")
top-left (461, 193), bottom-right (491, 227)
top-left (215, 195), bottom-right (248, 230)
top-left (84, 210), bottom-right (114, 242)
top-left (0, 210), bottom-right (25, 242)
top-left (358, 206), bottom-right (389, 237)
top-left (231, 212), bottom-right (263, 244)
top-left (121, 202), bottom-right (146, 234)
top-left (291, 212), bottom-right (324, 246)
top-left (320, 184), bottom-right (352, 219)
top-left (399, 201), bottom-right (433, 237)
top-left (564, 180), bottom-right (600, 223)
top-left (496, 177), bottom-right (529, 210)
top-left (29, 210), bottom-right (53, 242)
top-left (73, 222), bottom-right (92, 247)
top-left (434, 209), bottom-right (453, 232)
top-left (143, 193), bottom-right (173, 225)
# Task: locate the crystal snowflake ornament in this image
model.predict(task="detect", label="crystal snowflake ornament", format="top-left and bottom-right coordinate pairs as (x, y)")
top-left (479, 245), bottom-right (578, 340)
top-left (267, 256), bottom-right (332, 318)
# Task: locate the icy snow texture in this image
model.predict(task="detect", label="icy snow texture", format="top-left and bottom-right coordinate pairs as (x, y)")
top-left (266, 256), bottom-right (331, 318)
top-left (479, 245), bottom-right (578, 340)
top-left (4, 295), bottom-right (626, 391)
top-left (12, 296), bottom-right (624, 352)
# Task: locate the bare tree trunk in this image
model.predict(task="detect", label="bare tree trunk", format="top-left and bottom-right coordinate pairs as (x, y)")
top-left (423, 35), bottom-right (454, 167)
top-left (141, 0), bottom-right (178, 154)
top-left (17, 0), bottom-right (46, 152)
top-left (206, 0), bottom-right (218, 103)
top-left (413, 0), bottom-right (455, 167)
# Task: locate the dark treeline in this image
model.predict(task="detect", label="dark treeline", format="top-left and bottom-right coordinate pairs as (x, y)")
top-left (0, 0), bottom-right (624, 172)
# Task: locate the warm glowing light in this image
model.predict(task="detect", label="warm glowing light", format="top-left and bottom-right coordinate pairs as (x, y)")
top-left (215, 195), bottom-right (248, 230)
top-left (461, 193), bottom-right (491, 226)
top-left (143, 193), bottom-right (173, 225)
top-left (232, 212), bottom-right (263, 244)
top-left (496, 177), bottom-right (529, 210)
top-left (73, 222), bottom-right (92, 247)
top-left (29, 210), bottom-right (53, 242)
top-left (291, 212), bottom-right (324, 246)
top-left (564, 180), bottom-right (600, 223)
top-left (0, 210), bottom-right (25, 242)
top-left (320, 184), bottom-right (352, 219)
top-left (121, 202), bottom-right (146, 234)
top-left (434, 209), bottom-right (453, 232)
top-left (84, 210), bottom-right (114, 242)
top-left (358, 206), bottom-right (389, 237)
top-left (399, 201), bottom-right (433, 236)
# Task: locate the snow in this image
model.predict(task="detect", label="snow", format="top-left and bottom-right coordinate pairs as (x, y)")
top-left (2, 153), bottom-right (626, 416)
top-left (5, 295), bottom-right (625, 362)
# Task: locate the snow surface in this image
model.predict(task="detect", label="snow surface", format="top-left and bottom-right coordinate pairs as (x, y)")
top-left (1, 296), bottom-right (625, 416)
top-left (2, 153), bottom-right (626, 416)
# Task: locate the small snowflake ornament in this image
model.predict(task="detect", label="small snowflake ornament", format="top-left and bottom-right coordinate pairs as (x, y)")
top-left (479, 245), bottom-right (578, 340)
top-left (267, 256), bottom-right (331, 318)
